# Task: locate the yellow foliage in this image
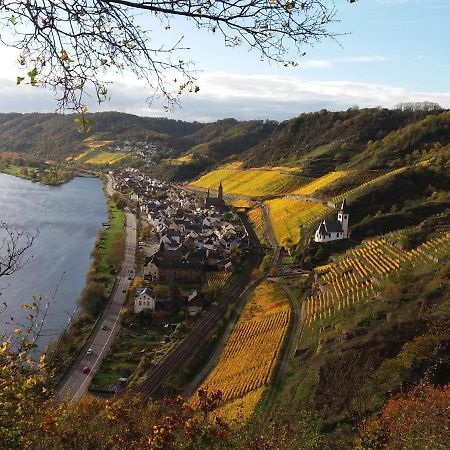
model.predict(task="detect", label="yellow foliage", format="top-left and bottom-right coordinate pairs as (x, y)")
top-left (292, 171), bottom-right (349, 196)
top-left (190, 165), bottom-right (310, 197)
top-left (265, 198), bottom-right (327, 244)
top-left (196, 281), bottom-right (290, 422)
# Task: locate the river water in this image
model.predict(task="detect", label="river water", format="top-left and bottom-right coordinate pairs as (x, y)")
top-left (0, 174), bottom-right (108, 352)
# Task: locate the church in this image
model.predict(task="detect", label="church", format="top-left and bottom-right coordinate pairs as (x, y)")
top-left (314, 199), bottom-right (349, 243)
top-left (205, 182), bottom-right (226, 208)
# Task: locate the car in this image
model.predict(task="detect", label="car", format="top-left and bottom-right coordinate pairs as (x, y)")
top-left (82, 366), bottom-right (90, 374)
top-left (122, 289), bottom-right (126, 293)
top-left (101, 324), bottom-right (107, 330)
top-left (128, 276), bottom-right (132, 280)
top-left (86, 348), bottom-right (93, 356)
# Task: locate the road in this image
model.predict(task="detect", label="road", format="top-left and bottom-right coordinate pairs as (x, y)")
top-left (258, 201), bottom-right (281, 267)
top-left (57, 182), bottom-right (136, 402)
top-left (135, 212), bottom-right (263, 401)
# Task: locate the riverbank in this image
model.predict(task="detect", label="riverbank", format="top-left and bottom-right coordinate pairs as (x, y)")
top-left (49, 179), bottom-right (126, 379)
top-left (0, 163), bottom-right (76, 185)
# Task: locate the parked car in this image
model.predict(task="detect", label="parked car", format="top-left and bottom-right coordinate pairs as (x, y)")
top-left (82, 366), bottom-right (90, 374)
top-left (86, 348), bottom-right (93, 356)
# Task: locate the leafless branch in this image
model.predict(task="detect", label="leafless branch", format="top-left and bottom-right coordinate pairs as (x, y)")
top-left (0, 0), bottom-right (340, 111)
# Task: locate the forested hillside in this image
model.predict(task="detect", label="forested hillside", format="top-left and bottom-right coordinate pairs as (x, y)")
top-left (1, 107), bottom-right (449, 182)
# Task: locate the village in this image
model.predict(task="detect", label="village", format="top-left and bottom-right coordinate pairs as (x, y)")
top-left (110, 168), bottom-right (248, 322)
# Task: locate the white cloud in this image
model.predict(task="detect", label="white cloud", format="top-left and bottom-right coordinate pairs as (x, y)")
top-left (1, 72), bottom-right (449, 122)
top-left (300, 55), bottom-right (391, 69)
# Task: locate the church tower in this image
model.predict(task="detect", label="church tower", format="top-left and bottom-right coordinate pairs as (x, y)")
top-left (218, 182), bottom-right (223, 201)
top-left (337, 199), bottom-right (349, 238)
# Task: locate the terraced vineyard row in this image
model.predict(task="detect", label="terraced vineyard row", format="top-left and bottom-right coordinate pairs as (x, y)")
top-left (292, 171), bottom-right (349, 196)
top-left (265, 198), bottom-right (328, 245)
top-left (247, 205), bottom-right (267, 244)
top-left (333, 167), bottom-right (406, 203)
top-left (205, 271), bottom-right (232, 290)
top-left (196, 281), bottom-right (290, 420)
top-left (190, 164), bottom-right (310, 197)
top-left (305, 232), bottom-right (450, 324)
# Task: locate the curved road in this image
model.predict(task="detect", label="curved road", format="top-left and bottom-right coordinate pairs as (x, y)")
top-left (57, 184), bottom-right (136, 402)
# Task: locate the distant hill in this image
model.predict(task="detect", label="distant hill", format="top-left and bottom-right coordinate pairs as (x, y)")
top-left (238, 107), bottom-right (446, 175)
top-left (1, 107), bottom-right (449, 180)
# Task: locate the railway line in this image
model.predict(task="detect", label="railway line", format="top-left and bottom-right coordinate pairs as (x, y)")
top-left (135, 213), bottom-right (263, 401)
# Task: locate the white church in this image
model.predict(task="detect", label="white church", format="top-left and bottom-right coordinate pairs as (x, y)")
top-left (314, 199), bottom-right (349, 243)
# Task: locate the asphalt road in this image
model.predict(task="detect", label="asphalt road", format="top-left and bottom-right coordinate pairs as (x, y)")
top-left (57, 192), bottom-right (136, 401)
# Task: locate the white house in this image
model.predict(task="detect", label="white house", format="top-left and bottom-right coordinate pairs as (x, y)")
top-left (134, 288), bottom-right (157, 313)
top-left (314, 199), bottom-right (349, 243)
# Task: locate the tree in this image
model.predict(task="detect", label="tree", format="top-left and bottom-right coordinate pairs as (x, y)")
top-left (2, 0), bottom-right (341, 113)
top-left (355, 383), bottom-right (450, 450)
top-left (0, 222), bottom-right (37, 279)
top-left (109, 232), bottom-right (125, 272)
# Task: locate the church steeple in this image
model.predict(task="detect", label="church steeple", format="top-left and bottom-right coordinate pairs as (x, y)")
top-left (218, 182), bottom-right (223, 201)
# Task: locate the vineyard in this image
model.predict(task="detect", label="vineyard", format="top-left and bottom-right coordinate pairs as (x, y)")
top-left (304, 232), bottom-right (450, 325)
top-left (205, 271), bottom-right (232, 291)
top-left (292, 171), bottom-right (349, 196)
top-left (197, 281), bottom-right (290, 421)
top-left (333, 167), bottom-right (406, 203)
top-left (265, 198), bottom-right (327, 245)
top-left (247, 205), bottom-right (267, 244)
top-left (82, 152), bottom-right (126, 165)
top-left (190, 164), bottom-right (310, 197)
top-left (228, 198), bottom-right (255, 209)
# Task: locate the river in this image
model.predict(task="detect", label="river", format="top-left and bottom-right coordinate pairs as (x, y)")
top-left (0, 173), bottom-right (108, 352)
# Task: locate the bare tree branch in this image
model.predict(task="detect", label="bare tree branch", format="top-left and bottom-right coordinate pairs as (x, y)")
top-left (0, 0), bottom-right (341, 112)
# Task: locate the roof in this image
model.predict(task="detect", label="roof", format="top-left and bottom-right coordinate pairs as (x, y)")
top-left (139, 287), bottom-right (156, 298)
top-left (323, 220), bottom-right (344, 233)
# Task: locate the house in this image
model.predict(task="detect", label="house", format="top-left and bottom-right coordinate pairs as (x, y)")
top-left (314, 199), bottom-right (349, 243)
top-left (186, 290), bottom-right (204, 317)
top-left (134, 287), bottom-right (157, 313)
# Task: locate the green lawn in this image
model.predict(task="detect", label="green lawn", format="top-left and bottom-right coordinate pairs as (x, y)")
top-left (97, 202), bottom-right (125, 287)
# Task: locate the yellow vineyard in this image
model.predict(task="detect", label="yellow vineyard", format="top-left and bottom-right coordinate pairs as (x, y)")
top-left (197, 281), bottom-right (290, 422)
top-left (84, 152), bottom-right (127, 165)
top-left (305, 232), bottom-right (450, 325)
top-left (265, 198), bottom-right (327, 245)
top-left (228, 198), bottom-right (255, 209)
top-left (292, 171), bottom-right (349, 196)
top-left (247, 205), bottom-right (266, 244)
top-left (190, 164), bottom-right (310, 197)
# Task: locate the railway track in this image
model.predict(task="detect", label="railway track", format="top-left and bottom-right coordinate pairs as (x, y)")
top-left (135, 213), bottom-right (263, 401)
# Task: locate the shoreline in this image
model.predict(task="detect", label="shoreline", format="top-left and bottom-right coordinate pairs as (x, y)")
top-left (49, 175), bottom-right (127, 381)
top-left (0, 165), bottom-right (77, 185)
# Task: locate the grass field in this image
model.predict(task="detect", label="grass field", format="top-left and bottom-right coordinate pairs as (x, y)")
top-left (265, 199), bottom-right (327, 244)
top-left (291, 171), bottom-right (349, 196)
top-left (191, 164), bottom-right (310, 197)
top-left (97, 202), bottom-right (125, 286)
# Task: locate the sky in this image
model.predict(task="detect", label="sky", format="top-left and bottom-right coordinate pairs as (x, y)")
top-left (1, 0), bottom-right (449, 121)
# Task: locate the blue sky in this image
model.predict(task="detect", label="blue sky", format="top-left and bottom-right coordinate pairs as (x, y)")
top-left (1, 0), bottom-right (449, 121)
